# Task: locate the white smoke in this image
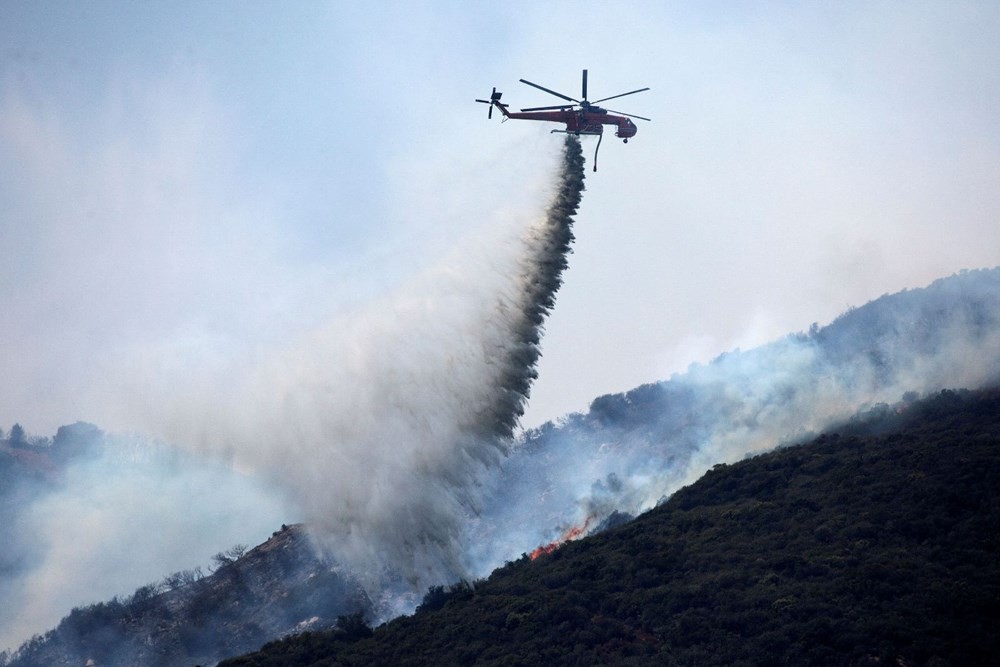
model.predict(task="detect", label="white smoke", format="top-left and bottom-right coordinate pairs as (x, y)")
top-left (466, 268), bottom-right (1000, 572)
top-left (1, 89), bottom-right (583, 649)
top-left (0, 435), bottom-right (289, 654)
top-left (104, 137), bottom-right (585, 591)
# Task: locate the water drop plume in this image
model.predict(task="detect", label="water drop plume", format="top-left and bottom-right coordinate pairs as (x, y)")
top-left (145, 136), bottom-right (587, 591)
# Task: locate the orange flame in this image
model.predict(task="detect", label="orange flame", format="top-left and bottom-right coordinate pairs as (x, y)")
top-left (529, 516), bottom-right (593, 560)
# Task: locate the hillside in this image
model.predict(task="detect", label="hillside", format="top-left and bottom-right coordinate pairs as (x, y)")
top-left (3, 525), bottom-right (372, 667)
top-left (3, 267), bottom-right (999, 665)
top-left (222, 387), bottom-right (1000, 666)
top-left (470, 267), bottom-right (1000, 567)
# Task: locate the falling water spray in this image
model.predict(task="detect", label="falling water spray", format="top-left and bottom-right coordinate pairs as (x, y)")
top-left (0, 138), bottom-right (589, 652)
top-left (134, 136), bottom-right (588, 594)
top-left (296, 135), bottom-right (586, 591)
top-left (479, 135), bottom-right (586, 440)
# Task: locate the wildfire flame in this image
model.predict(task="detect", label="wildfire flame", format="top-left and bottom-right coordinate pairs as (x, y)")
top-left (529, 516), bottom-right (593, 560)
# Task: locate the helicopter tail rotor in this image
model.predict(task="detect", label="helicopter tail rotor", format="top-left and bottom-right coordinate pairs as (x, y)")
top-left (475, 87), bottom-right (504, 119)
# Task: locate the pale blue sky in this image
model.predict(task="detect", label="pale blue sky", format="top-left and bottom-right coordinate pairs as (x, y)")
top-left (3, 1), bottom-right (1000, 433)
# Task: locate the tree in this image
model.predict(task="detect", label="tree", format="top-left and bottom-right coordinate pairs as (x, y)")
top-left (127, 583), bottom-right (162, 613)
top-left (335, 612), bottom-right (373, 641)
top-left (182, 567), bottom-right (205, 585)
top-left (8, 423), bottom-right (25, 447)
top-left (211, 544), bottom-right (249, 571)
top-left (226, 544), bottom-right (248, 560)
top-left (51, 422), bottom-right (103, 462)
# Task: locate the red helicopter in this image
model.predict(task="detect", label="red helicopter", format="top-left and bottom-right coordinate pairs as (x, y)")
top-left (476, 69), bottom-right (650, 171)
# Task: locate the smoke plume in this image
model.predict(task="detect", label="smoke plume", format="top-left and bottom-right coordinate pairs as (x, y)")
top-left (0, 432), bottom-right (290, 655)
top-left (133, 136), bottom-right (586, 590)
top-left (465, 268), bottom-right (1000, 571)
top-left (0, 136), bottom-right (585, 652)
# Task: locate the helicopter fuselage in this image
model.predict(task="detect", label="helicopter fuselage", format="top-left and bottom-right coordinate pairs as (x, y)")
top-left (494, 103), bottom-right (637, 141)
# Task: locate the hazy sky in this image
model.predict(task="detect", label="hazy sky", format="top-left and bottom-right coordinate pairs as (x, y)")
top-left (3, 1), bottom-right (999, 434)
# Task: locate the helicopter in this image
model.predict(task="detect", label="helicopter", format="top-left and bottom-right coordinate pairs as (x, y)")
top-left (476, 69), bottom-right (649, 171)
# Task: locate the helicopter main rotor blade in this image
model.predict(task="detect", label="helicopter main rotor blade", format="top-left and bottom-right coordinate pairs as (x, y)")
top-left (582, 69), bottom-right (588, 101)
top-left (521, 104), bottom-right (575, 112)
top-left (592, 87), bottom-right (650, 105)
top-left (519, 78), bottom-right (579, 104)
top-left (605, 108), bottom-right (651, 121)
